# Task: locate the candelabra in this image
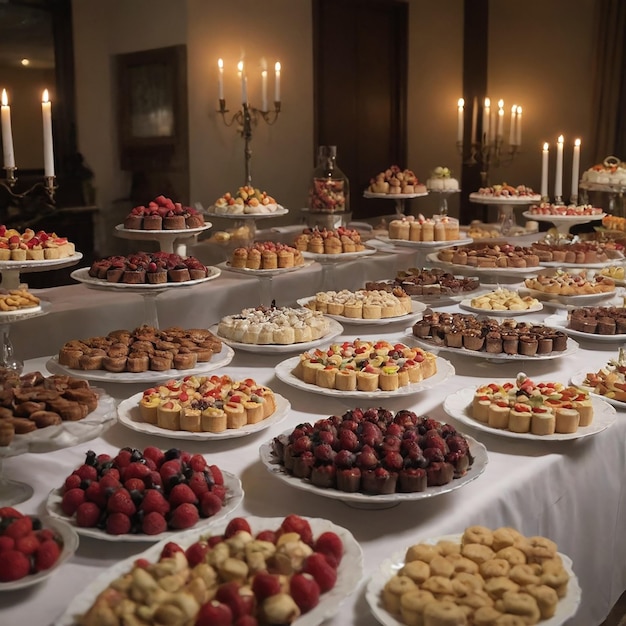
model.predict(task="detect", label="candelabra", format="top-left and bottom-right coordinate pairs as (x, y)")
top-left (217, 100), bottom-right (281, 185)
top-left (1, 167), bottom-right (57, 206)
top-left (457, 138), bottom-right (520, 188)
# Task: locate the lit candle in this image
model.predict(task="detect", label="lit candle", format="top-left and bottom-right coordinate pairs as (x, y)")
top-left (497, 99), bottom-right (504, 138)
top-left (516, 106), bottom-right (522, 146)
top-left (541, 142), bottom-right (549, 198)
top-left (555, 135), bottom-right (564, 200)
top-left (471, 97), bottom-right (478, 144)
top-left (1, 89), bottom-right (15, 169)
top-left (261, 69), bottom-right (268, 112)
top-left (237, 61), bottom-right (247, 105)
top-left (217, 58), bottom-right (224, 101)
top-left (509, 104), bottom-right (517, 145)
top-left (42, 89), bottom-right (54, 177)
top-left (457, 98), bottom-right (464, 143)
top-left (571, 138), bottom-right (581, 201)
top-left (274, 62), bottom-right (281, 102)
top-left (482, 97), bottom-right (490, 141)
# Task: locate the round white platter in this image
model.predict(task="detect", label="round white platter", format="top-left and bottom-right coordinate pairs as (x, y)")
top-left (459, 297), bottom-right (543, 316)
top-left (374, 234), bottom-right (473, 248)
top-left (274, 355), bottom-right (454, 400)
top-left (538, 259), bottom-right (623, 269)
top-left (0, 299), bottom-right (51, 321)
top-left (570, 370), bottom-right (626, 411)
top-left (0, 517), bottom-right (79, 591)
top-left (46, 471), bottom-right (243, 542)
top-left (366, 534), bottom-right (581, 626)
top-left (443, 387), bottom-right (616, 441)
top-left (426, 252), bottom-right (541, 277)
top-left (544, 313), bottom-right (626, 342)
top-left (0, 252), bottom-right (83, 272)
top-left (46, 344), bottom-right (235, 384)
top-left (522, 210), bottom-right (606, 223)
top-left (519, 286), bottom-right (617, 306)
top-left (296, 297), bottom-right (426, 326)
top-left (205, 205), bottom-right (288, 218)
top-left (260, 433), bottom-right (487, 508)
top-left (55, 515), bottom-right (363, 626)
top-left (301, 247), bottom-right (377, 262)
top-left (363, 191), bottom-right (428, 199)
top-left (217, 259), bottom-right (314, 277)
top-left (408, 334), bottom-right (579, 363)
top-left (469, 193), bottom-right (541, 205)
top-left (114, 223), bottom-right (212, 238)
top-left (117, 392), bottom-right (291, 441)
top-left (209, 318), bottom-right (344, 354)
top-left (70, 265), bottom-right (221, 291)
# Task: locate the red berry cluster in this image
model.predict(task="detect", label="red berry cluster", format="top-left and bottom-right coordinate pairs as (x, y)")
top-left (60, 447), bottom-right (227, 536)
top-left (130, 195), bottom-right (201, 219)
top-left (0, 507), bottom-right (63, 582)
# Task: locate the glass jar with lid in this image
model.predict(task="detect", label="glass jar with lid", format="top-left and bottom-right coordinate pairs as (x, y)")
top-left (307, 145), bottom-right (350, 214)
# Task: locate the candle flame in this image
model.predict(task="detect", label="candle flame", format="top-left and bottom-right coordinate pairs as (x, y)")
top-left (498, 99), bottom-right (504, 109)
top-left (218, 58), bottom-right (223, 70)
top-left (262, 69), bottom-right (268, 78)
top-left (575, 138), bottom-right (581, 147)
top-left (558, 135), bottom-right (564, 143)
top-left (516, 106), bottom-right (522, 114)
top-left (237, 61), bottom-right (244, 74)
top-left (511, 104), bottom-right (517, 113)
top-left (275, 61), bottom-right (281, 72)
top-left (458, 98), bottom-right (464, 108)
top-left (1, 89), bottom-right (7, 106)
top-left (543, 142), bottom-right (549, 150)
top-left (42, 89), bottom-right (50, 104)
top-left (484, 97), bottom-right (490, 107)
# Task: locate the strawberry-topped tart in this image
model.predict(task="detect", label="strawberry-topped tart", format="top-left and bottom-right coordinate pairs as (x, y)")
top-left (0, 225), bottom-right (75, 261)
top-left (123, 195), bottom-right (205, 230)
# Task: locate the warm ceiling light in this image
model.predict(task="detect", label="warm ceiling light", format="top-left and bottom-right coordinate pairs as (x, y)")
top-left (20, 58), bottom-right (30, 66)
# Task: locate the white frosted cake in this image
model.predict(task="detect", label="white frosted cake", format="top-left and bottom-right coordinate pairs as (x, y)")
top-left (426, 166), bottom-right (459, 191)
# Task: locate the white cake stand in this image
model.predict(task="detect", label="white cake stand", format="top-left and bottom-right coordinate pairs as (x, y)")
top-left (0, 253), bottom-right (83, 290)
top-left (204, 206), bottom-right (288, 243)
top-left (469, 194), bottom-right (541, 236)
top-left (363, 190), bottom-right (429, 215)
top-left (521, 210), bottom-right (606, 236)
top-left (114, 223), bottom-right (212, 255)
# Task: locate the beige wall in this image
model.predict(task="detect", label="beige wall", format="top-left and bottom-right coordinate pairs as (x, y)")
top-left (71, 0), bottom-right (597, 237)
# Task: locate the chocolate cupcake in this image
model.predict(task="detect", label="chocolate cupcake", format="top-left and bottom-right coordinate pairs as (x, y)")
top-left (518, 334), bottom-right (538, 356)
top-left (163, 214), bottom-right (186, 230)
top-left (484, 331), bottom-right (503, 353)
top-left (445, 330), bottom-right (463, 348)
top-left (502, 333), bottom-right (519, 354)
top-left (336, 467), bottom-right (362, 492)
top-left (462, 330), bottom-right (484, 351)
top-left (398, 467), bottom-right (427, 492)
top-left (310, 464), bottom-right (336, 489)
top-left (597, 316), bottom-right (616, 335)
top-left (143, 214), bottom-right (162, 230)
top-left (536, 335), bottom-right (554, 354)
top-left (551, 331), bottom-right (568, 351)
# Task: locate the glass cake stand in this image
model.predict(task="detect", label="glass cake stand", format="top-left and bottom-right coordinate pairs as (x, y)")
top-left (203, 206), bottom-right (288, 243)
top-left (469, 194), bottom-right (541, 236)
top-left (0, 253), bottom-right (83, 290)
top-left (363, 190), bottom-right (429, 216)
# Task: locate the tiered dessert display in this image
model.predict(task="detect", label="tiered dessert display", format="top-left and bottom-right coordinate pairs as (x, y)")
top-left (580, 155), bottom-right (626, 199)
top-left (523, 202), bottom-right (606, 236)
top-left (469, 183), bottom-right (541, 236)
top-left (115, 196), bottom-right (212, 255)
top-left (72, 252), bottom-right (220, 328)
top-left (425, 166), bottom-right (460, 215)
top-left (363, 165), bottom-right (428, 215)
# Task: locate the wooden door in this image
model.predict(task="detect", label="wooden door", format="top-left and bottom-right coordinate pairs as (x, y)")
top-left (313, 0), bottom-right (408, 219)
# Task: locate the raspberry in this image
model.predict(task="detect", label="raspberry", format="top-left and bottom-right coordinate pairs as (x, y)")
top-left (61, 488), bottom-right (86, 516)
top-left (0, 536), bottom-right (14, 552)
top-left (0, 550), bottom-right (30, 581)
top-left (314, 531), bottom-right (344, 566)
top-left (168, 502), bottom-right (199, 530)
top-left (15, 533), bottom-right (40, 556)
top-left (280, 514), bottom-right (313, 545)
top-left (106, 512), bottom-right (131, 535)
top-left (140, 489), bottom-right (170, 515)
top-left (290, 572), bottom-right (320, 613)
top-left (76, 502), bottom-right (101, 527)
top-left (199, 492), bottom-right (223, 518)
top-left (252, 572), bottom-right (281, 601)
top-left (189, 454), bottom-right (207, 472)
top-left (4, 516), bottom-right (33, 540)
top-left (303, 552), bottom-right (337, 592)
top-left (188, 472), bottom-right (210, 498)
top-left (195, 601), bottom-right (233, 626)
top-left (63, 474), bottom-right (82, 492)
top-left (141, 511), bottom-right (167, 536)
top-left (160, 541), bottom-right (184, 559)
top-left (185, 541), bottom-right (209, 567)
top-left (34, 539), bottom-right (61, 572)
top-left (73, 464), bottom-right (97, 482)
top-left (106, 489), bottom-right (136, 516)
top-left (84, 482), bottom-right (107, 508)
top-left (168, 484), bottom-right (198, 509)
top-left (209, 464), bottom-right (224, 485)
top-left (224, 517), bottom-right (251, 538)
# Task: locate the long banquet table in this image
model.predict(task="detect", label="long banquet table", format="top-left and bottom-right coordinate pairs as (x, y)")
top-left (1, 246), bottom-right (625, 626)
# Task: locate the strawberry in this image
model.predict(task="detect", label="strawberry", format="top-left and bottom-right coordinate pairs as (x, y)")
top-left (73, 464), bottom-right (98, 482)
top-left (251, 572), bottom-right (281, 601)
top-left (280, 515), bottom-right (313, 545)
top-left (199, 492), bottom-right (223, 518)
top-left (168, 484), bottom-right (198, 509)
top-left (84, 482), bottom-right (107, 508)
top-left (98, 474), bottom-right (122, 492)
top-left (75, 502), bottom-right (101, 527)
top-left (168, 503), bottom-right (199, 530)
top-left (195, 601), bottom-right (233, 626)
top-left (107, 489), bottom-right (136, 516)
top-left (160, 541), bottom-right (184, 559)
top-left (122, 462), bottom-right (151, 482)
top-left (209, 464), bottom-right (224, 485)
top-left (224, 517), bottom-right (251, 538)
top-left (290, 572), bottom-right (320, 613)
top-left (0, 550), bottom-right (30, 581)
top-left (255, 530), bottom-right (277, 543)
top-left (124, 478), bottom-right (145, 493)
top-left (4, 516), bottom-right (33, 539)
top-left (159, 459), bottom-right (182, 483)
top-left (211, 485), bottom-right (227, 502)
top-left (0, 507), bottom-right (23, 519)
top-left (141, 511), bottom-right (167, 536)
top-left (215, 582), bottom-right (252, 620)
top-left (188, 472), bottom-right (210, 498)
top-left (114, 449), bottom-right (133, 468)
top-left (0, 536), bottom-right (15, 552)
top-left (61, 488), bottom-right (86, 515)
top-left (303, 552), bottom-right (337, 592)
top-left (63, 474), bottom-right (82, 492)
top-left (140, 489), bottom-right (170, 515)
top-left (314, 531), bottom-right (344, 566)
top-left (15, 533), bottom-right (40, 556)
top-left (189, 454), bottom-right (207, 472)
top-left (185, 541), bottom-right (210, 567)
top-left (106, 512), bottom-right (131, 535)
top-left (34, 539), bottom-right (61, 572)
top-left (37, 529), bottom-right (56, 542)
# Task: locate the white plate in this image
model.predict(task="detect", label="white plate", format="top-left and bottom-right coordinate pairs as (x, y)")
top-left (70, 265), bottom-right (221, 291)
top-left (426, 252), bottom-right (541, 276)
top-left (443, 387), bottom-right (616, 441)
top-left (469, 193), bottom-right (541, 205)
top-left (0, 389), bottom-right (117, 459)
top-left (274, 354), bottom-right (454, 399)
top-left (544, 313), bottom-right (626, 342)
top-left (375, 234), bottom-right (473, 248)
top-left (0, 300), bottom-right (48, 320)
top-left (301, 247), bottom-right (377, 262)
top-left (217, 259), bottom-right (314, 277)
top-left (114, 223), bottom-right (212, 237)
top-left (408, 334), bottom-right (578, 363)
top-left (46, 344), bottom-right (235, 384)
top-left (363, 191), bottom-right (428, 199)
top-left (0, 252), bottom-right (83, 271)
top-left (117, 392), bottom-right (291, 441)
top-left (296, 297), bottom-right (426, 326)
top-left (209, 318), bottom-right (344, 354)
top-left (570, 370), bottom-right (626, 411)
top-left (538, 260), bottom-right (623, 269)
top-left (56, 515), bottom-right (362, 626)
top-left (46, 472), bottom-right (243, 542)
top-left (260, 432), bottom-right (487, 508)
top-left (205, 205), bottom-right (288, 218)
top-left (366, 533), bottom-right (581, 626)
top-left (522, 210), bottom-right (606, 222)
top-left (0, 517), bottom-right (79, 591)
top-left (459, 297), bottom-right (543, 316)
top-left (520, 286), bottom-right (616, 305)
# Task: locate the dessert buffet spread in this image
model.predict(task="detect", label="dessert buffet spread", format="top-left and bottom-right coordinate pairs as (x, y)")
top-left (0, 370), bottom-right (100, 446)
top-left (211, 185), bottom-right (281, 214)
top-left (467, 288), bottom-right (540, 312)
top-left (567, 307), bottom-right (626, 335)
top-left (293, 227), bottom-right (365, 254)
top-left (0, 289), bottom-right (40, 313)
top-left (271, 408), bottom-right (475, 494)
top-left (123, 196), bottom-right (205, 230)
top-left (523, 271), bottom-right (615, 295)
top-left (527, 203), bottom-right (603, 216)
top-left (366, 268), bottom-right (480, 298)
top-left (426, 166), bottom-right (459, 191)
top-left (472, 183), bottom-right (540, 200)
top-left (137, 375), bottom-right (277, 433)
top-left (0, 226), bottom-right (75, 261)
top-left (217, 305), bottom-right (330, 345)
top-left (229, 242), bottom-right (304, 270)
top-left (470, 374), bottom-right (593, 435)
top-left (58, 326), bottom-right (222, 373)
top-left (367, 165), bottom-right (426, 195)
top-left (388, 214), bottom-right (460, 242)
top-left (437, 243), bottom-right (540, 268)
top-left (302, 289), bottom-right (413, 319)
top-left (88, 253), bottom-right (211, 284)
top-left (413, 313), bottom-right (568, 356)
top-left (375, 525), bottom-right (572, 626)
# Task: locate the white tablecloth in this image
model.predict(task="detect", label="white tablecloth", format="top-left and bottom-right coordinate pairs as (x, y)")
top-left (1, 247), bottom-right (625, 626)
